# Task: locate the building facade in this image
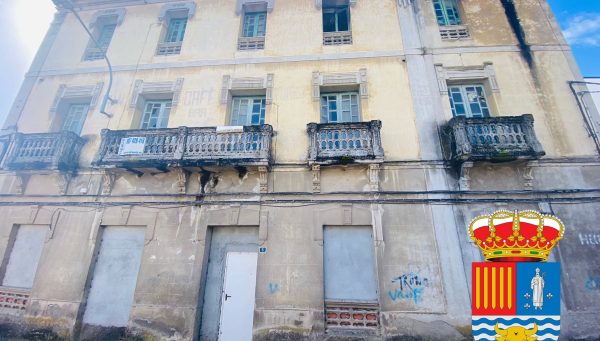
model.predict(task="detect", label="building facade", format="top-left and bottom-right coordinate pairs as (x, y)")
top-left (0, 0), bottom-right (599, 340)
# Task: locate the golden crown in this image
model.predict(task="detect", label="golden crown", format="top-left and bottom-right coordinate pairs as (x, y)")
top-left (469, 210), bottom-right (565, 262)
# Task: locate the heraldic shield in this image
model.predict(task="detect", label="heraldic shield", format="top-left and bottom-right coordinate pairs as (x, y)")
top-left (468, 210), bottom-right (565, 341)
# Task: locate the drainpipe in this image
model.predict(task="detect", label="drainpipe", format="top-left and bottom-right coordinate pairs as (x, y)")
top-left (568, 81), bottom-right (600, 155)
top-left (52, 0), bottom-right (115, 118)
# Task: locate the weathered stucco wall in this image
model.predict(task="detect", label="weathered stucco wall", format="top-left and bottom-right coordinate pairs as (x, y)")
top-left (1, 0), bottom-right (599, 340)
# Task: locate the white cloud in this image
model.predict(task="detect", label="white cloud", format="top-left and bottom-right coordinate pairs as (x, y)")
top-left (562, 13), bottom-right (600, 47)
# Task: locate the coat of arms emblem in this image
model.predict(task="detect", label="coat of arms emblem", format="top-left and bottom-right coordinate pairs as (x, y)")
top-left (469, 210), bottom-right (564, 341)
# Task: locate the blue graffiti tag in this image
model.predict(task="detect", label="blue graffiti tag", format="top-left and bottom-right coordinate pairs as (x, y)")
top-left (388, 272), bottom-right (429, 304)
top-left (585, 277), bottom-right (600, 291)
top-left (268, 282), bottom-right (280, 294)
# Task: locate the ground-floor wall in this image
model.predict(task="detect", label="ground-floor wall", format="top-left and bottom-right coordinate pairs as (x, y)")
top-left (0, 160), bottom-right (598, 340)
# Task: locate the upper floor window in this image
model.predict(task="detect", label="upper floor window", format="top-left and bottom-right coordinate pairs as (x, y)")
top-left (448, 85), bottom-right (490, 118)
top-left (322, 1), bottom-right (352, 45)
top-left (157, 16), bottom-right (188, 55)
top-left (320, 92), bottom-right (360, 123)
top-left (84, 22), bottom-right (116, 61)
top-left (165, 18), bottom-right (188, 43)
top-left (61, 103), bottom-right (90, 135)
top-left (323, 5), bottom-right (349, 32)
top-left (433, 0), bottom-right (462, 26)
top-left (242, 12), bottom-right (266, 37)
top-left (231, 97), bottom-right (266, 126)
top-left (140, 100), bottom-right (172, 129)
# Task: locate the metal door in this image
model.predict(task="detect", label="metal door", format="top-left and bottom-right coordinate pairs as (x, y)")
top-left (218, 252), bottom-right (258, 341)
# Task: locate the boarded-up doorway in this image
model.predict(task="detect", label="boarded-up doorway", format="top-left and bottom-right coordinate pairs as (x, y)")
top-left (82, 227), bottom-right (145, 327)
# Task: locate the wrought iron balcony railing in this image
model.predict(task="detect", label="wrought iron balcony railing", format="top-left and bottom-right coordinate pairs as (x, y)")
top-left (93, 125), bottom-right (273, 169)
top-left (445, 114), bottom-right (545, 162)
top-left (2, 131), bottom-right (85, 171)
top-left (307, 120), bottom-right (384, 165)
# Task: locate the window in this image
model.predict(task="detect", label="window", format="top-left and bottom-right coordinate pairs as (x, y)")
top-left (242, 12), bottom-right (266, 37)
top-left (433, 0), bottom-right (462, 26)
top-left (140, 100), bottom-right (172, 129)
top-left (230, 97), bottom-right (266, 126)
top-left (165, 17), bottom-right (187, 43)
top-left (323, 5), bottom-right (350, 32)
top-left (448, 85), bottom-right (490, 118)
top-left (84, 23), bottom-right (116, 61)
top-left (61, 103), bottom-right (89, 135)
top-left (320, 92), bottom-right (360, 123)
top-left (1, 225), bottom-right (47, 289)
top-left (157, 17), bottom-right (188, 55)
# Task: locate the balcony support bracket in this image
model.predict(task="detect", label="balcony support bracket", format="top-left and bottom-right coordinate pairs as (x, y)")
top-left (458, 161), bottom-right (473, 191)
top-left (258, 166), bottom-right (268, 194)
top-left (523, 163), bottom-right (534, 191)
top-left (176, 169), bottom-right (190, 194)
top-left (57, 172), bottom-right (72, 195)
top-left (368, 163), bottom-right (380, 191)
top-left (312, 164), bottom-right (321, 193)
top-left (14, 173), bottom-right (31, 195)
top-left (102, 171), bottom-right (117, 196)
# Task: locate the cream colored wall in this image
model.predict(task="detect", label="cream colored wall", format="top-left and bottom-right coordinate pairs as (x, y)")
top-left (42, 0), bottom-right (405, 71)
top-left (14, 0), bottom-right (598, 168)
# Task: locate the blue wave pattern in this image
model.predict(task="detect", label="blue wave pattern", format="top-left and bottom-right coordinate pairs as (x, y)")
top-left (473, 316), bottom-right (560, 341)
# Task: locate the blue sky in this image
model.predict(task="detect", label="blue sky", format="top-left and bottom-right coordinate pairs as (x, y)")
top-left (0, 1), bottom-right (599, 123)
top-left (548, 0), bottom-right (600, 77)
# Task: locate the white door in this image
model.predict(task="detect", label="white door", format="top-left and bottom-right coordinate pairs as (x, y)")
top-left (218, 252), bottom-right (258, 341)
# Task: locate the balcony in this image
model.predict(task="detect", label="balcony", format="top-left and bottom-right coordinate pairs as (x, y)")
top-left (307, 121), bottom-right (384, 165)
top-left (323, 31), bottom-right (353, 45)
top-left (93, 125), bottom-right (273, 170)
top-left (2, 131), bottom-right (85, 172)
top-left (445, 114), bottom-right (545, 162)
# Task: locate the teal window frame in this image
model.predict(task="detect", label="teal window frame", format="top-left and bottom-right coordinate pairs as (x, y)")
top-left (242, 11), bottom-right (267, 37)
top-left (61, 103), bottom-right (90, 135)
top-left (320, 92), bottom-right (360, 123)
top-left (433, 0), bottom-right (462, 26)
top-left (230, 97), bottom-right (266, 126)
top-left (448, 84), bottom-right (490, 118)
top-left (140, 100), bottom-right (172, 129)
top-left (96, 23), bottom-right (116, 49)
top-left (164, 17), bottom-right (188, 43)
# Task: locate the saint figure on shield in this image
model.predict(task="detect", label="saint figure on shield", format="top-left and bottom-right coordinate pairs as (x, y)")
top-left (531, 267), bottom-right (544, 310)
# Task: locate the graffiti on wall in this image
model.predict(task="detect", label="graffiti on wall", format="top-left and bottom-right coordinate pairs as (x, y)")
top-left (585, 277), bottom-right (600, 291)
top-left (268, 282), bottom-right (280, 294)
top-left (579, 233), bottom-right (600, 246)
top-left (388, 272), bottom-right (429, 304)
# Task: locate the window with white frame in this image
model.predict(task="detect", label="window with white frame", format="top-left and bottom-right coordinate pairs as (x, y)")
top-left (230, 97), bottom-right (266, 126)
top-left (242, 12), bottom-right (266, 37)
top-left (320, 92), bottom-right (360, 123)
top-left (60, 103), bottom-right (90, 135)
top-left (140, 100), bottom-right (172, 129)
top-left (433, 0), bottom-right (462, 26)
top-left (448, 85), bottom-right (490, 118)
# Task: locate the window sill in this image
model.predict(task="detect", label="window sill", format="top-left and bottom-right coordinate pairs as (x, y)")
top-left (156, 42), bottom-right (182, 56)
top-left (439, 25), bottom-right (470, 40)
top-left (238, 36), bottom-right (265, 50)
top-left (323, 31), bottom-right (353, 46)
